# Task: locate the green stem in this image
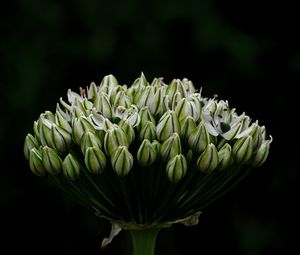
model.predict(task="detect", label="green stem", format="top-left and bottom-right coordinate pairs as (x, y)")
top-left (129, 228), bottom-right (160, 255)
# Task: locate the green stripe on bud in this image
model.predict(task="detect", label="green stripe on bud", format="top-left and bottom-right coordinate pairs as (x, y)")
top-left (72, 116), bottom-right (95, 145)
top-left (55, 110), bottom-right (72, 133)
top-left (217, 143), bottom-right (232, 171)
top-left (166, 154), bottom-right (187, 183)
top-left (151, 140), bottom-right (161, 156)
top-left (119, 120), bottom-right (135, 145)
top-left (137, 139), bottom-right (157, 167)
top-left (111, 146), bottom-right (133, 176)
top-left (87, 82), bottom-right (98, 99)
top-left (139, 121), bottom-right (156, 141)
top-left (104, 127), bottom-right (129, 156)
top-left (52, 124), bottom-right (72, 153)
top-left (80, 131), bottom-right (102, 154)
top-left (29, 148), bottom-right (46, 176)
top-left (62, 154), bottom-right (80, 181)
top-left (156, 110), bottom-right (181, 141)
top-left (251, 138), bottom-right (272, 167)
top-left (24, 134), bottom-right (39, 160)
top-left (42, 146), bottom-right (62, 175)
top-left (197, 143), bottom-right (219, 173)
top-left (232, 136), bottom-right (253, 164)
top-left (180, 116), bottom-right (196, 142)
top-left (160, 133), bottom-right (181, 162)
top-left (188, 122), bottom-right (210, 154)
top-left (84, 147), bottom-right (107, 174)
top-left (94, 92), bottom-right (113, 119)
top-left (139, 107), bottom-right (156, 129)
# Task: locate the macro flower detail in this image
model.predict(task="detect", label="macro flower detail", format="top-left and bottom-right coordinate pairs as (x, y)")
top-left (24, 74), bottom-right (272, 255)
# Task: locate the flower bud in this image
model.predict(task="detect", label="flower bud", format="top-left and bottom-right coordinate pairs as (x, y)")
top-left (119, 120), bottom-right (135, 145)
top-left (232, 136), bottom-right (253, 164)
top-left (152, 140), bottom-right (161, 156)
top-left (139, 107), bottom-right (156, 128)
top-left (113, 90), bottom-right (132, 108)
top-left (55, 110), bottom-right (72, 133)
top-left (42, 146), bottom-right (62, 175)
top-left (104, 127), bottom-right (129, 156)
top-left (87, 82), bottom-right (98, 99)
top-left (62, 153), bottom-right (80, 181)
top-left (175, 98), bottom-right (199, 122)
top-left (182, 78), bottom-right (195, 94)
top-left (217, 144), bottom-right (232, 171)
top-left (137, 139), bottom-right (157, 167)
top-left (24, 134), bottom-right (39, 160)
top-left (180, 116), bottom-right (196, 141)
top-left (99, 74), bottom-right (118, 96)
top-left (33, 121), bottom-right (40, 139)
top-left (94, 92), bottom-right (113, 119)
top-left (160, 133), bottom-right (181, 162)
top-left (167, 79), bottom-right (186, 103)
top-left (52, 124), bottom-right (72, 153)
top-left (72, 116), bottom-right (95, 145)
top-left (197, 143), bottom-right (219, 173)
top-left (39, 117), bottom-right (53, 147)
top-left (148, 87), bottom-right (163, 116)
top-left (139, 121), bottom-right (156, 141)
top-left (80, 131), bottom-right (102, 154)
top-left (29, 148), bottom-right (46, 176)
top-left (251, 138), bottom-right (272, 167)
top-left (156, 111), bottom-right (181, 141)
top-left (84, 147), bottom-right (107, 174)
top-left (166, 154), bottom-right (187, 183)
top-left (188, 122), bottom-right (210, 154)
top-left (111, 146), bottom-right (133, 176)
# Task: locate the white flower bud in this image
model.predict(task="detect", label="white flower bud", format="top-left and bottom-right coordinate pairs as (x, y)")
top-left (85, 147), bottom-right (107, 174)
top-left (52, 124), bottom-right (72, 153)
top-left (180, 116), bottom-right (197, 142)
top-left (137, 139), bottom-right (157, 167)
top-left (111, 146), bottom-right (133, 176)
top-left (119, 120), bottom-right (135, 145)
top-left (197, 143), bottom-right (219, 173)
top-left (232, 136), bottom-right (253, 164)
top-left (251, 137), bottom-right (272, 167)
top-left (24, 134), bottom-right (39, 160)
top-left (42, 146), bottom-right (62, 175)
top-left (62, 153), bottom-right (80, 181)
top-left (104, 127), bottom-right (129, 156)
top-left (87, 82), bottom-right (98, 99)
top-left (217, 144), bottom-right (232, 171)
top-left (188, 122), bottom-right (210, 154)
top-left (166, 154), bottom-right (187, 183)
top-left (139, 121), bottom-right (156, 141)
top-left (94, 92), bottom-right (113, 119)
top-left (80, 131), bottom-right (102, 154)
top-left (55, 110), bottom-right (72, 133)
top-left (72, 116), bottom-right (95, 145)
top-left (29, 148), bottom-right (46, 176)
top-left (156, 111), bottom-right (181, 141)
top-left (160, 133), bottom-right (181, 162)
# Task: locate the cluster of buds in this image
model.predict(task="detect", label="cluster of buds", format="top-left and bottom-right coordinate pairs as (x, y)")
top-left (24, 73), bottom-right (272, 226)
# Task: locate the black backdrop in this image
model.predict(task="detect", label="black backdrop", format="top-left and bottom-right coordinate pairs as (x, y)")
top-left (0, 0), bottom-right (298, 254)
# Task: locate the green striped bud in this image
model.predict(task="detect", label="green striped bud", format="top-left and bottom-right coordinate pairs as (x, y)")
top-left (87, 82), bottom-right (98, 99)
top-left (182, 78), bottom-right (195, 94)
top-left (180, 116), bottom-right (197, 141)
top-left (188, 122), bottom-right (210, 154)
top-left (139, 121), bottom-right (156, 141)
top-left (197, 143), bottom-right (219, 173)
top-left (99, 74), bottom-right (118, 96)
top-left (167, 79), bottom-right (187, 103)
top-left (119, 120), bottom-right (135, 145)
top-left (42, 146), bottom-right (62, 175)
top-left (39, 117), bottom-right (53, 147)
top-left (251, 138), bottom-right (272, 167)
top-left (156, 110), bottom-right (181, 141)
top-left (151, 140), bottom-right (161, 156)
top-left (113, 90), bottom-right (132, 108)
top-left (148, 87), bottom-right (163, 116)
top-left (94, 92), bottom-right (113, 119)
top-left (84, 147), bottom-right (107, 174)
top-left (166, 154), bottom-right (187, 183)
top-left (29, 148), bottom-right (46, 176)
top-left (175, 98), bottom-right (198, 122)
top-left (137, 139), bottom-right (157, 167)
top-left (33, 121), bottom-right (40, 139)
top-left (62, 154), bottom-right (80, 181)
top-left (139, 107), bottom-right (156, 129)
top-left (80, 131), bottom-right (102, 154)
top-left (72, 116), bottom-right (95, 145)
top-left (232, 136), bottom-right (253, 164)
top-left (55, 110), bottom-right (72, 133)
top-left (160, 133), bottom-right (181, 162)
top-left (111, 146), bottom-right (133, 176)
top-left (24, 134), bottom-right (39, 160)
top-left (52, 124), bottom-right (72, 153)
top-left (104, 127), bottom-right (129, 156)
top-left (217, 144), bottom-right (232, 171)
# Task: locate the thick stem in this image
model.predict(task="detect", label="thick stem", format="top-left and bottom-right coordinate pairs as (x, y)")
top-left (129, 228), bottom-right (159, 255)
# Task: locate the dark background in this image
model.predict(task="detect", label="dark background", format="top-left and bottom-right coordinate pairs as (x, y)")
top-left (0, 0), bottom-right (298, 254)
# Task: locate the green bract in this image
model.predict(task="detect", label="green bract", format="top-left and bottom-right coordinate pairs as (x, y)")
top-left (24, 73), bottom-right (272, 245)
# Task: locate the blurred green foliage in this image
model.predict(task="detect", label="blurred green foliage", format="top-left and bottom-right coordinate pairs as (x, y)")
top-left (0, 0), bottom-right (298, 254)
